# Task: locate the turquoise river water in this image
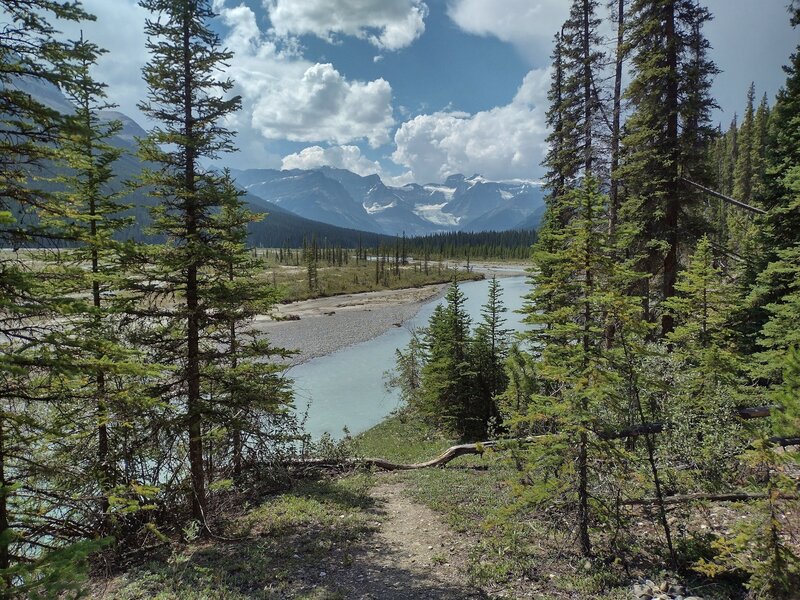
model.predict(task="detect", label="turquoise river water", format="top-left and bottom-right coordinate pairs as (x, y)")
top-left (291, 275), bottom-right (529, 440)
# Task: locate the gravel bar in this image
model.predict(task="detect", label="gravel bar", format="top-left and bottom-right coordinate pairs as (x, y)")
top-left (251, 285), bottom-right (448, 365)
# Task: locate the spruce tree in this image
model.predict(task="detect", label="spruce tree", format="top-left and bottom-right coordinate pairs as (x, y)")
top-left (516, 177), bottom-right (620, 556)
top-left (620, 0), bottom-right (717, 336)
top-left (747, 7), bottom-right (800, 375)
top-left (661, 236), bottom-right (747, 485)
top-left (472, 276), bottom-right (512, 434)
top-left (420, 279), bottom-right (478, 438)
top-left (136, 0), bottom-right (242, 524)
top-left (203, 173), bottom-right (293, 479)
top-left (0, 1), bottom-right (118, 595)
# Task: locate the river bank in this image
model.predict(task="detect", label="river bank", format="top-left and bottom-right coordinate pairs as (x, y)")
top-left (254, 262), bottom-right (528, 366)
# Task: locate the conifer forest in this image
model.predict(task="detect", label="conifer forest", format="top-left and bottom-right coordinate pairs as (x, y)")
top-left (0, 0), bottom-right (799, 598)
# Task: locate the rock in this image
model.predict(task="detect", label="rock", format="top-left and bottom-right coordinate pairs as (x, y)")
top-left (668, 585), bottom-right (686, 596)
top-left (659, 581), bottom-right (669, 592)
top-left (633, 583), bottom-right (653, 599)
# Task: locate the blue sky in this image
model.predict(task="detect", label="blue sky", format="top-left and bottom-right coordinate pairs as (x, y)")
top-left (59, 0), bottom-right (798, 184)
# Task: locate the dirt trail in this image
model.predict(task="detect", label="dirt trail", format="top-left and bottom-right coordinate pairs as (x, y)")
top-left (311, 478), bottom-right (484, 599)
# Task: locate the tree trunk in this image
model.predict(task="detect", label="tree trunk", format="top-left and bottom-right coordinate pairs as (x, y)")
top-left (0, 417), bottom-right (9, 579)
top-left (662, 0), bottom-right (680, 338)
top-left (608, 0), bottom-right (624, 235)
top-left (183, 13), bottom-right (206, 525)
top-left (582, 0), bottom-right (593, 176)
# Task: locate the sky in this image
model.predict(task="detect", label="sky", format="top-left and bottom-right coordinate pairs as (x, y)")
top-left (55, 0), bottom-right (798, 185)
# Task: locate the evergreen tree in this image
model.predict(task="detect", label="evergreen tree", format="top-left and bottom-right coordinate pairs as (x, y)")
top-left (515, 177), bottom-right (621, 557)
top-left (747, 8), bottom-right (800, 374)
top-left (135, 0), bottom-right (242, 524)
top-left (661, 236), bottom-right (747, 485)
top-left (726, 84), bottom-right (761, 256)
top-left (608, 0), bottom-right (628, 235)
top-left (696, 347), bottom-right (800, 599)
top-left (420, 279), bottom-right (478, 438)
top-left (45, 34), bottom-right (162, 537)
top-left (203, 173), bottom-right (294, 481)
top-left (620, 0), bottom-right (717, 336)
top-left (0, 1), bottom-right (118, 595)
top-left (472, 276), bottom-right (512, 434)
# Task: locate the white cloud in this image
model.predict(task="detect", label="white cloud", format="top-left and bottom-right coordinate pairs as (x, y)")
top-left (57, 0), bottom-right (150, 124)
top-left (252, 63), bottom-right (394, 147)
top-left (281, 145), bottom-right (415, 187)
top-left (217, 3), bottom-right (395, 150)
top-left (391, 68), bottom-right (550, 183)
top-left (281, 145), bottom-right (381, 176)
top-left (447, 0), bottom-right (568, 63)
top-left (266, 0), bottom-right (428, 51)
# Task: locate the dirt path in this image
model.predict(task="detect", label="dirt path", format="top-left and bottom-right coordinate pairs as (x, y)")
top-left (310, 478), bottom-right (484, 599)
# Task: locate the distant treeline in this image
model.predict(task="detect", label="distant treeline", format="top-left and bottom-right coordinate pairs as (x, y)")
top-left (256, 228), bottom-right (537, 260)
top-left (402, 229), bottom-right (537, 260)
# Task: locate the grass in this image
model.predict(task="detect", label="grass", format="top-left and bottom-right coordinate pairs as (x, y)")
top-left (354, 411), bottom-right (748, 600)
top-left (254, 251), bottom-right (486, 302)
top-left (93, 475), bottom-right (377, 599)
top-left (93, 410), bottom-right (752, 599)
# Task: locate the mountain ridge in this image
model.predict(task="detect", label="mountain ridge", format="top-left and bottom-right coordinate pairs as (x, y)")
top-left (13, 75), bottom-right (542, 243)
top-left (229, 168), bottom-right (546, 236)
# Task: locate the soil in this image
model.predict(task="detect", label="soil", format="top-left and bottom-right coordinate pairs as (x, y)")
top-left (298, 477), bottom-right (484, 599)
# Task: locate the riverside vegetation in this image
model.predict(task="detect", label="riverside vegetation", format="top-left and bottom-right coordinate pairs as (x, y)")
top-left (0, 1), bottom-right (799, 600)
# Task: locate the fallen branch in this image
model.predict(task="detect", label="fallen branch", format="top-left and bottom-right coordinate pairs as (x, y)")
top-left (681, 177), bottom-right (766, 214)
top-left (282, 408), bottom-right (798, 472)
top-left (598, 406), bottom-right (778, 440)
top-left (622, 491), bottom-right (799, 506)
top-left (285, 440), bottom-right (505, 471)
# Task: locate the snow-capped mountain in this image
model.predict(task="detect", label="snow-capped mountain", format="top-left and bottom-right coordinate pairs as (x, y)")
top-left (230, 169), bottom-right (545, 236)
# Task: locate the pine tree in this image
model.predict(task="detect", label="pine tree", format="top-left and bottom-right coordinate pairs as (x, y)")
top-left (696, 347), bottom-right (800, 598)
top-left (135, 0), bottom-right (242, 524)
top-left (472, 276), bottom-right (512, 434)
top-left (608, 0), bottom-right (628, 235)
top-left (203, 173), bottom-right (294, 481)
top-left (420, 279), bottom-right (478, 438)
top-left (43, 34), bottom-right (163, 537)
top-left (661, 236), bottom-right (747, 485)
top-left (0, 1), bottom-right (118, 595)
top-left (620, 0), bottom-right (717, 336)
top-left (733, 84), bottom-right (756, 204)
top-left (751, 93), bottom-right (770, 201)
top-left (516, 177), bottom-right (620, 556)
top-left (747, 8), bottom-right (800, 375)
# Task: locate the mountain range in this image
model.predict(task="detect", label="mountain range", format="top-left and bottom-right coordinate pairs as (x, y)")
top-left (12, 76), bottom-right (544, 242)
top-left (231, 168), bottom-right (546, 236)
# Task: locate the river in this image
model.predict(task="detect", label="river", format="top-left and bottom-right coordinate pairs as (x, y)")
top-left (291, 275), bottom-right (530, 440)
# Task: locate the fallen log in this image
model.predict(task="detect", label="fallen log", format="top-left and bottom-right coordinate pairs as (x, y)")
top-left (598, 406), bottom-right (778, 440)
top-left (622, 491), bottom-right (798, 506)
top-left (285, 440), bottom-right (504, 471)
top-left (281, 410), bottom-right (798, 473)
top-left (769, 436), bottom-right (800, 447)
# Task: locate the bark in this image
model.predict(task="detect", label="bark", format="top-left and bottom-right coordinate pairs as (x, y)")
top-left (284, 440), bottom-right (505, 471)
top-left (182, 12), bottom-right (206, 524)
top-left (0, 417), bottom-right (9, 578)
top-left (282, 426), bottom-right (800, 473)
top-left (622, 491), bottom-right (798, 506)
top-left (661, 0), bottom-right (680, 339)
top-left (608, 0), bottom-right (624, 235)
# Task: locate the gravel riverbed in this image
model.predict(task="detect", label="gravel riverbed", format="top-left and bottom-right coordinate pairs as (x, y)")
top-left (251, 284), bottom-right (449, 365)
top-left (251, 263), bottom-right (527, 366)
